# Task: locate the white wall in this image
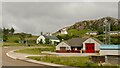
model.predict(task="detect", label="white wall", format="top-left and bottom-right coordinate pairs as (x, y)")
top-left (56, 42), bottom-right (71, 50)
top-left (83, 38), bottom-right (101, 51)
top-left (51, 39), bottom-right (60, 44)
top-left (36, 35), bottom-right (45, 44)
top-left (36, 35), bottom-right (60, 44)
top-left (100, 50), bottom-right (120, 55)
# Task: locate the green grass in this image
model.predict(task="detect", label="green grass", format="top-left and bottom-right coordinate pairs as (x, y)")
top-left (68, 29), bottom-right (90, 37)
top-left (3, 42), bottom-right (26, 46)
top-left (15, 47), bottom-right (55, 55)
top-left (28, 56), bottom-right (97, 67)
top-left (7, 35), bottom-right (20, 43)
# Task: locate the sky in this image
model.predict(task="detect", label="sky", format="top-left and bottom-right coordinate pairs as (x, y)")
top-left (2, 1), bottom-right (118, 35)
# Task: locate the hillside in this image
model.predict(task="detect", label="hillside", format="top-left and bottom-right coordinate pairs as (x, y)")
top-left (55, 17), bottom-right (120, 35)
top-left (54, 17), bottom-right (120, 44)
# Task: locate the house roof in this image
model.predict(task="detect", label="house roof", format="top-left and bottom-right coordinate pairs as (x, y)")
top-left (64, 38), bottom-right (87, 47)
top-left (87, 31), bottom-right (98, 33)
top-left (109, 31), bottom-right (119, 33)
top-left (42, 35), bottom-right (59, 40)
top-left (90, 37), bottom-right (103, 44)
top-left (100, 45), bottom-right (120, 50)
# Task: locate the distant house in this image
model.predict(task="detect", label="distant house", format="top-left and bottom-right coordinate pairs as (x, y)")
top-left (60, 28), bottom-right (68, 34)
top-left (36, 35), bottom-right (60, 45)
top-left (109, 31), bottom-right (119, 35)
top-left (86, 31), bottom-right (98, 35)
top-left (83, 37), bottom-right (103, 53)
top-left (56, 38), bottom-right (87, 53)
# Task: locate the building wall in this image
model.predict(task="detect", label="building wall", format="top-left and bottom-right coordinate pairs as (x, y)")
top-left (51, 39), bottom-right (60, 44)
top-left (36, 35), bottom-right (60, 44)
top-left (36, 35), bottom-right (45, 44)
top-left (100, 50), bottom-right (120, 55)
top-left (83, 38), bottom-right (101, 51)
top-left (56, 42), bottom-right (71, 50)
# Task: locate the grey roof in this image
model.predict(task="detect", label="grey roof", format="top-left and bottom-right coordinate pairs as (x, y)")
top-left (65, 38), bottom-right (87, 47)
top-left (43, 35), bottom-right (59, 40)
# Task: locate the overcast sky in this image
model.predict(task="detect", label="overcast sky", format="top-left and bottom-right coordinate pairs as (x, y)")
top-left (2, 2), bottom-right (118, 35)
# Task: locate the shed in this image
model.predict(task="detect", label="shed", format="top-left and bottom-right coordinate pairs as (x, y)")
top-left (100, 45), bottom-right (120, 55)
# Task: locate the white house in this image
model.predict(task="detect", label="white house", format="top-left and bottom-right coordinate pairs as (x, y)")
top-left (36, 35), bottom-right (60, 45)
top-left (60, 28), bottom-right (68, 34)
top-left (86, 31), bottom-right (98, 35)
top-left (83, 37), bottom-right (103, 53)
top-left (109, 31), bottom-right (119, 35)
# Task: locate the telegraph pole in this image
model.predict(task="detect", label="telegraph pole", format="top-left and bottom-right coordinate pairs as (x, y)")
top-left (103, 19), bottom-right (111, 44)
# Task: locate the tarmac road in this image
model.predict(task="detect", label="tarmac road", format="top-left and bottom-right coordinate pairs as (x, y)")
top-left (1, 46), bottom-right (60, 68)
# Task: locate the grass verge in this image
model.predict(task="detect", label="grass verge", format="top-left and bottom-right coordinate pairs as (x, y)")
top-left (27, 56), bottom-right (97, 67)
top-left (15, 47), bottom-right (55, 55)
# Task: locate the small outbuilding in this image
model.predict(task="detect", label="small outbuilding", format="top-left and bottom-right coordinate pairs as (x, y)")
top-left (83, 37), bottom-right (103, 53)
top-left (99, 45), bottom-right (120, 65)
top-left (100, 45), bottom-right (120, 55)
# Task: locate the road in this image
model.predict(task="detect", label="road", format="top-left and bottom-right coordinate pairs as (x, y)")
top-left (2, 46), bottom-right (60, 68)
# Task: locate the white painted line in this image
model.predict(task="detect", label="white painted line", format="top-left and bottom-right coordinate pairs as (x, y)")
top-left (6, 52), bottom-right (17, 60)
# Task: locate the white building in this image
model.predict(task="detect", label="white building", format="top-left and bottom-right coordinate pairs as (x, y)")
top-left (60, 28), bottom-right (68, 34)
top-left (109, 31), bottom-right (119, 35)
top-left (100, 45), bottom-right (120, 55)
top-left (36, 35), bottom-right (60, 45)
top-left (86, 31), bottom-right (98, 35)
top-left (56, 38), bottom-right (87, 53)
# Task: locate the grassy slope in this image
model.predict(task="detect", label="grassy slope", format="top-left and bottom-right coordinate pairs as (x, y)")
top-left (28, 56), bottom-right (97, 66)
top-left (3, 35), bottom-right (38, 46)
top-left (68, 29), bottom-right (90, 36)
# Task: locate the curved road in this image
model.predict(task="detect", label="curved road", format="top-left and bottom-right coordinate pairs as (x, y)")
top-left (2, 46), bottom-right (60, 68)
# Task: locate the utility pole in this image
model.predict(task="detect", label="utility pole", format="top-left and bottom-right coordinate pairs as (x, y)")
top-left (108, 22), bottom-right (111, 45)
top-left (103, 18), bottom-right (111, 44)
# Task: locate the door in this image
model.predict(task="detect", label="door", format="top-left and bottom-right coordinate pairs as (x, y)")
top-left (60, 47), bottom-right (66, 52)
top-left (60, 47), bottom-right (66, 50)
top-left (85, 43), bottom-right (95, 53)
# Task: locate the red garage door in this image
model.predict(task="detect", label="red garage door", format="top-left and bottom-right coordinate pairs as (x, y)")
top-left (85, 43), bottom-right (95, 53)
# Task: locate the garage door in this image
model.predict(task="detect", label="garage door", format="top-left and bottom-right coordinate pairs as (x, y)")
top-left (85, 43), bottom-right (95, 53)
top-left (60, 47), bottom-right (66, 50)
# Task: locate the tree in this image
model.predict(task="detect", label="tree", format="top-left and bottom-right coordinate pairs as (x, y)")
top-left (19, 33), bottom-right (26, 43)
top-left (45, 38), bottom-right (50, 44)
top-left (3, 35), bottom-right (8, 42)
top-left (3, 28), bottom-right (9, 35)
top-left (56, 35), bottom-right (62, 41)
top-left (10, 27), bottom-right (15, 34)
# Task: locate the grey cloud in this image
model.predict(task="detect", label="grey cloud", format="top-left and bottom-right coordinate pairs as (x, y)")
top-left (2, 2), bottom-right (118, 35)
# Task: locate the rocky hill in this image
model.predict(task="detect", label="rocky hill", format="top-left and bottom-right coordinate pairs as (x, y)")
top-left (55, 17), bottom-right (120, 34)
